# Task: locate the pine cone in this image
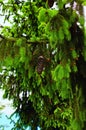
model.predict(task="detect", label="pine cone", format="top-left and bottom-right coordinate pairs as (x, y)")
top-left (37, 56), bottom-right (45, 74)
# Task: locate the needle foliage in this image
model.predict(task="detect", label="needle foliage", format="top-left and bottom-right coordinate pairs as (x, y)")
top-left (0, 0), bottom-right (86, 130)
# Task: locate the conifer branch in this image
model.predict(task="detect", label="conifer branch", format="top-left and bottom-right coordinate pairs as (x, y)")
top-left (0, 34), bottom-right (48, 44)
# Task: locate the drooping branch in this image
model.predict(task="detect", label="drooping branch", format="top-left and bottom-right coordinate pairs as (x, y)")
top-left (0, 34), bottom-right (49, 63)
top-left (0, 34), bottom-right (48, 45)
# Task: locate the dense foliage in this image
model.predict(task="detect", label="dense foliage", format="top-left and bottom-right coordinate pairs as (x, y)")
top-left (0, 0), bottom-right (86, 130)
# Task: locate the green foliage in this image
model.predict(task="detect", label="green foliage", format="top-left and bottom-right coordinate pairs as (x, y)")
top-left (52, 63), bottom-right (71, 80)
top-left (0, 0), bottom-right (86, 130)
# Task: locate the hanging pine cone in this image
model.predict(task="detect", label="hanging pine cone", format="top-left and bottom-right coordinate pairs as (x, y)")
top-left (43, 0), bottom-right (54, 7)
top-left (37, 56), bottom-right (45, 74)
top-left (48, 0), bottom-right (54, 7)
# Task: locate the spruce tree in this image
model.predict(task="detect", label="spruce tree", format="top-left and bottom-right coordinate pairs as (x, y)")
top-left (0, 0), bottom-right (86, 129)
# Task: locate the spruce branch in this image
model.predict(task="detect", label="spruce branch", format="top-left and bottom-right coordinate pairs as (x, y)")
top-left (0, 34), bottom-right (48, 45)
